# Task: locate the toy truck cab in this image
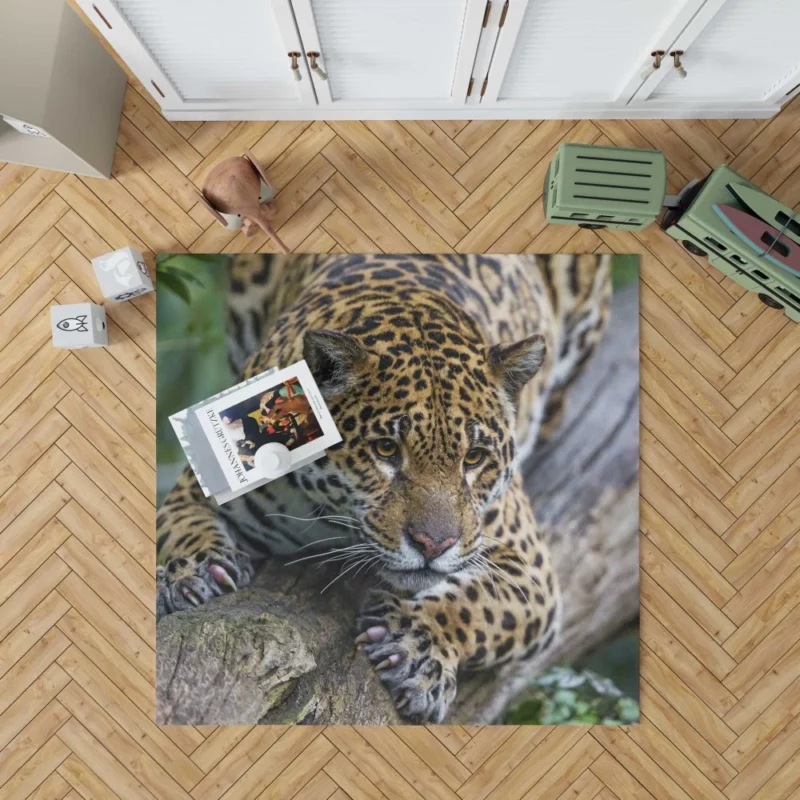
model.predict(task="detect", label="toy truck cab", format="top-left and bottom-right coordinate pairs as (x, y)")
top-left (661, 165), bottom-right (800, 321)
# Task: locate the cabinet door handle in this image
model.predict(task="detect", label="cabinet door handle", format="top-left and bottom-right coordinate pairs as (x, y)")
top-left (307, 51), bottom-right (328, 81)
top-left (670, 50), bottom-right (687, 79)
top-left (92, 4), bottom-right (113, 29)
top-left (288, 51), bottom-right (302, 81)
top-left (640, 50), bottom-right (665, 81)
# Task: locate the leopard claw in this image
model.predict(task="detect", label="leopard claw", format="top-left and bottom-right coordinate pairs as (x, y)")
top-left (375, 653), bottom-right (402, 670)
top-left (209, 564), bottom-right (237, 592)
top-left (157, 548), bottom-right (252, 619)
top-left (183, 588), bottom-right (201, 606)
top-left (357, 602), bottom-right (458, 722)
top-left (355, 625), bottom-right (388, 645)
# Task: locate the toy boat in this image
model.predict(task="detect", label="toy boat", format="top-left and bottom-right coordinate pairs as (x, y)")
top-left (726, 183), bottom-right (800, 246)
top-left (713, 204), bottom-right (800, 276)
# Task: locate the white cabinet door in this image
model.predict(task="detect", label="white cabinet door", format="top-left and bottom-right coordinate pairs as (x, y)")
top-left (482, 0), bottom-right (706, 111)
top-left (75, 0), bottom-right (316, 112)
top-left (633, 0), bottom-right (800, 108)
top-left (290, 0), bottom-right (487, 108)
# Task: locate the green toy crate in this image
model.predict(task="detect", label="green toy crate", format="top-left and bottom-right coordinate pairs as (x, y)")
top-left (544, 143), bottom-right (667, 231)
top-left (661, 164), bottom-right (800, 322)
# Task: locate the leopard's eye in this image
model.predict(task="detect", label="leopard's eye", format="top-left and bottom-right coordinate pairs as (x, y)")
top-left (464, 447), bottom-right (486, 468)
top-left (372, 438), bottom-right (399, 459)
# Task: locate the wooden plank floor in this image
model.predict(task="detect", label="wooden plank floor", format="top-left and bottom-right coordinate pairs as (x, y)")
top-left (2, 77), bottom-right (800, 800)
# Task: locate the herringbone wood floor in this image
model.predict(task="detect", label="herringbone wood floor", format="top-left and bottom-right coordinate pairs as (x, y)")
top-left (3, 46), bottom-right (800, 798)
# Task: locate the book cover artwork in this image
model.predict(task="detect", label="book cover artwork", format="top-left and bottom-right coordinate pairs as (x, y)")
top-left (170, 360), bottom-right (341, 504)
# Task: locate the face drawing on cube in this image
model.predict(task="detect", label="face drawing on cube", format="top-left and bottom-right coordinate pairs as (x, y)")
top-left (219, 377), bottom-right (323, 471)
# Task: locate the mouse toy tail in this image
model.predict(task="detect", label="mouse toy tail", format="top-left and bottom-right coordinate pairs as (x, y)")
top-left (254, 214), bottom-right (290, 254)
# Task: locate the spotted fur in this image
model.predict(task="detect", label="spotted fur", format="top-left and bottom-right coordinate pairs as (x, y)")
top-left (156, 253), bottom-right (612, 722)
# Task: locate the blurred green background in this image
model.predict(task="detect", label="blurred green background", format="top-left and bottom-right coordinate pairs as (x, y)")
top-left (156, 253), bottom-right (640, 725)
top-left (156, 253), bottom-right (233, 498)
top-left (611, 253), bottom-right (639, 290)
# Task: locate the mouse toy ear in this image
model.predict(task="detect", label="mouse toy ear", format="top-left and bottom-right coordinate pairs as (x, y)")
top-left (243, 148), bottom-right (274, 191)
top-left (196, 191), bottom-right (228, 227)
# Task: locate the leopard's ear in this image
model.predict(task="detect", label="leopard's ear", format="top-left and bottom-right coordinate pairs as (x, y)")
top-left (303, 329), bottom-right (367, 396)
top-left (488, 334), bottom-right (546, 399)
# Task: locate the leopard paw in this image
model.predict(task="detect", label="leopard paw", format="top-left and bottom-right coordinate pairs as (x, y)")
top-left (156, 549), bottom-right (253, 619)
top-left (356, 593), bottom-right (458, 723)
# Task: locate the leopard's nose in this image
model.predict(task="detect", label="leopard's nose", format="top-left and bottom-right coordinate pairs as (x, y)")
top-left (407, 530), bottom-right (460, 561)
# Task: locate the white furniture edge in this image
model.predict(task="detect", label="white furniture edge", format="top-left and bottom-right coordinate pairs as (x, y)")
top-left (75, 0), bottom-right (799, 122)
top-left (160, 103), bottom-right (782, 121)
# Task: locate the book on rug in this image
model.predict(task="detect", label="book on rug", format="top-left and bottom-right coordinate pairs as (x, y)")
top-left (169, 360), bottom-right (341, 504)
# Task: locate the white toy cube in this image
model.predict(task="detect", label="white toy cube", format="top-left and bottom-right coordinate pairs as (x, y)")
top-left (50, 303), bottom-right (108, 349)
top-left (91, 246), bottom-right (154, 302)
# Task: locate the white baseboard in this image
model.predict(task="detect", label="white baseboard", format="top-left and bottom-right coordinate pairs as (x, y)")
top-left (162, 104), bottom-right (781, 122)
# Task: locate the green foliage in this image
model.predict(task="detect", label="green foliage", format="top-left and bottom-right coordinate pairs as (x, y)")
top-left (156, 255), bottom-right (234, 497)
top-left (156, 253), bottom-right (226, 304)
top-left (504, 666), bottom-right (640, 725)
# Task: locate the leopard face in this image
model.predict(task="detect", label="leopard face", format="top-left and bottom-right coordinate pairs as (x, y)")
top-left (294, 289), bottom-right (546, 593)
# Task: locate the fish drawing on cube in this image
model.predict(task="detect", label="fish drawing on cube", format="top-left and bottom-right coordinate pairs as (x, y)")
top-left (92, 246), bottom-right (154, 301)
top-left (51, 303), bottom-right (107, 349)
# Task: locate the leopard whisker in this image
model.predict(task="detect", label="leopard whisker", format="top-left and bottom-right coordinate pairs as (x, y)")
top-left (365, 559), bottom-right (385, 578)
top-left (353, 554), bottom-right (384, 578)
top-left (310, 549), bottom-right (378, 570)
top-left (461, 551), bottom-right (486, 579)
top-left (297, 504), bottom-right (327, 536)
top-left (284, 543), bottom-right (375, 567)
top-left (477, 554), bottom-right (534, 613)
top-left (474, 552), bottom-right (502, 592)
top-left (476, 555), bottom-right (500, 602)
top-left (325, 520), bottom-right (363, 531)
top-left (480, 534), bottom-right (509, 551)
top-left (320, 555), bottom-right (377, 595)
top-left (291, 535), bottom-right (350, 552)
top-left (262, 512), bottom-right (361, 530)
top-left (263, 509), bottom-right (359, 523)
top-left (464, 558), bottom-right (492, 603)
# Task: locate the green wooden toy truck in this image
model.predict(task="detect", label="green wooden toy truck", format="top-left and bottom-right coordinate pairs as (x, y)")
top-left (543, 143), bottom-right (667, 232)
top-left (660, 165), bottom-right (800, 322)
top-left (544, 142), bottom-right (800, 322)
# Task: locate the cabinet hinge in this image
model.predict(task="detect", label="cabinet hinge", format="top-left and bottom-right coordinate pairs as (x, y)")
top-left (467, 77), bottom-right (474, 97)
top-left (499, 0), bottom-right (509, 27)
top-left (480, 77), bottom-right (488, 97)
top-left (482, 1), bottom-right (492, 27)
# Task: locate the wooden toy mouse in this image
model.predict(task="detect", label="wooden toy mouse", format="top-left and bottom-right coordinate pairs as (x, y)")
top-left (196, 149), bottom-right (289, 253)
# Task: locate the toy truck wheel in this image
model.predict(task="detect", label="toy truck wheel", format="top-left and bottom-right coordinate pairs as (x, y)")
top-left (682, 240), bottom-right (707, 257)
top-left (758, 293), bottom-right (784, 310)
top-left (578, 223), bottom-right (606, 230)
